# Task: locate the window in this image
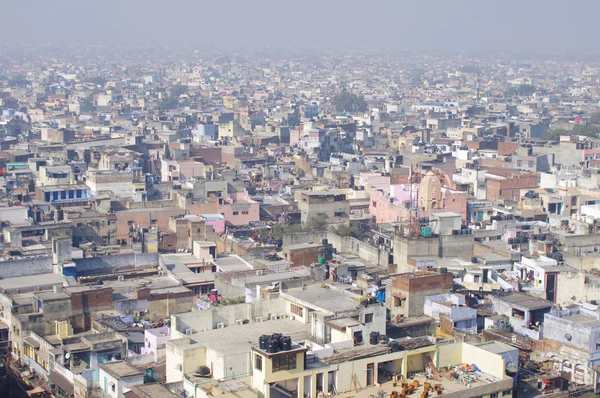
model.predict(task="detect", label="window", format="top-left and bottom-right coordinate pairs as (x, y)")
top-left (517, 160), bottom-right (522, 168)
top-left (111, 384), bottom-right (116, 393)
top-left (395, 297), bottom-right (404, 308)
top-left (233, 211), bottom-right (239, 216)
top-left (365, 313), bottom-right (374, 323)
top-left (502, 390), bottom-right (512, 397)
top-left (291, 304), bottom-right (304, 317)
top-left (242, 211), bottom-right (249, 215)
top-left (272, 353), bottom-right (297, 372)
top-left (490, 393), bottom-right (499, 398)
top-left (255, 354), bottom-right (262, 371)
top-left (528, 161), bottom-right (534, 168)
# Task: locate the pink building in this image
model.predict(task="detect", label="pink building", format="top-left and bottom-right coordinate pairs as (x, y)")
top-left (161, 160), bottom-right (205, 182)
top-left (218, 192), bottom-right (260, 226)
top-left (370, 184), bottom-right (416, 224)
top-left (370, 184), bottom-right (467, 224)
top-left (201, 214), bottom-right (226, 234)
top-left (357, 172), bottom-right (391, 191)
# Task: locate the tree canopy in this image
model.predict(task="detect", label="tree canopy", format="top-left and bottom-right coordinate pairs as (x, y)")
top-left (545, 112), bottom-right (600, 140)
top-left (333, 89), bottom-right (368, 113)
top-left (504, 84), bottom-right (536, 97)
top-left (8, 75), bottom-right (30, 87)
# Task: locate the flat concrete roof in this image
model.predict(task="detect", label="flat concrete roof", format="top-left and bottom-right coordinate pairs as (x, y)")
top-left (126, 383), bottom-right (180, 398)
top-left (181, 319), bottom-right (311, 356)
top-left (100, 361), bottom-right (144, 379)
top-left (282, 287), bottom-right (359, 314)
top-left (283, 242), bottom-right (321, 250)
top-left (474, 341), bottom-right (517, 355)
top-left (493, 292), bottom-right (554, 310)
top-left (214, 255), bottom-right (253, 272)
top-left (0, 273), bottom-right (65, 293)
top-left (552, 313), bottom-right (600, 328)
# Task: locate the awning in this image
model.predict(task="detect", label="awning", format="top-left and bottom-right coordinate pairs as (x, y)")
top-left (392, 293), bottom-right (406, 300)
top-left (48, 371), bottom-right (74, 395)
top-left (24, 337), bottom-right (40, 349)
top-left (26, 387), bottom-right (45, 397)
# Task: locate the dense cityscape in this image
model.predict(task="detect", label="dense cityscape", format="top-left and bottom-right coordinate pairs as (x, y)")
top-left (2, 8), bottom-right (600, 398)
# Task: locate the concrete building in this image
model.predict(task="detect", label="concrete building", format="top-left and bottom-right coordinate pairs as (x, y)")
top-left (543, 303), bottom-right (600, 386)
top-left (35, 184), bottom-right (91, 207)
top-left (298, 191), bottom-right (349, 223)
top-left (86, 169), bottom-right (134, 198)
top-left (38, 165), bottom-right (72, 186)
top-left (386, 271), bottom-right (454, 318)
top-left (424, 293), bottom-right (477, 334)
top-left (489, 292), bottom-right (553, 340)
top-left (98, 361), bottom-right (145, 398)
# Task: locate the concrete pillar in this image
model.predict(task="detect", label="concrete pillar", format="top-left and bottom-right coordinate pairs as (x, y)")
top-left (401, 356), bottom-right (408, 379)
top-left (52, 236), bottom-right (72, 264)
top-left (10, 230), bottom-right (22, 248)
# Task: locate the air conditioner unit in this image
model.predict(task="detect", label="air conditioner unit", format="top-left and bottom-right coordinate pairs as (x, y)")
top-left (256, 270), bottom-right (264, 276)
top-left (216, 322), bottom-right (225, 329)
top-left (235, 319), bottom-right (244, 325)
top-left (279, 314), bottom-right (289, 319)
top-left (269, 314), bottom-right (278, 320)
top-left (118, 275), bottom-right (125, 281)
top-left (289, 315), bottom-right (296, 321)
top-left (254, 317), bottom-right (264, 322)
top-left (185, 328), bottom-right (193, 335)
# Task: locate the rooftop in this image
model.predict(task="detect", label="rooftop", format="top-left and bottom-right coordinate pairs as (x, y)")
top-left (493, 292), bottom-right (554, 310)
top-left (100, 361), bottom-right (144, 379)
top-left (178, 319), bottom-right (310, 356)
top-left (282, 287), bottom-right (361, 314)
top-left (125, 383), bottom-right (180, 398)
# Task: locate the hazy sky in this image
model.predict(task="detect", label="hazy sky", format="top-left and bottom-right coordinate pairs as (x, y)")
top-left (2, 0), bottom-right (599, 52)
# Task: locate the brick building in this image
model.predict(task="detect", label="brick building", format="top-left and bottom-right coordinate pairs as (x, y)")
top-left (385, 271), bottom-right (454, 319)
top-left (282, 242), bottom-right (321, 267)
top-left (486, 173), bottom-right (539, 201)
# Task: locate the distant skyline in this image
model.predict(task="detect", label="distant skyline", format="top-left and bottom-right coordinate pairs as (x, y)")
top-left (2, 0), bottom-right (600, 52)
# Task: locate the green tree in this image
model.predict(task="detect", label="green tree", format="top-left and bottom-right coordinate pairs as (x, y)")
top-left (329, 223), bottom-right (363, 239)
top-left (589, 112), bottom-right (600, 125)
top-left (333, 89), bottom-right (368, 113)
top-left (8, 75), bottom-right (29, 87)
top-left (303, 215), bottom-right (328, 232)
top-left (170, 84), bottom-right (188, 97)
top-left (504, 84), bottom-right (536, 97)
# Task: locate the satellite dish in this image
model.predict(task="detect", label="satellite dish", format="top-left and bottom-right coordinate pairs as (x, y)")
top-left (65, 352), bottom-right (71, 359)
top-left (175, 363), bottom-right (182, 371)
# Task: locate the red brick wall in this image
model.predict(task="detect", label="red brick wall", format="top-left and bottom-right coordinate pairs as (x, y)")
top-left (70, 287), bottom-right (113, 313)
top-left (487, 173), bottom-right (539, 201)
top-left (284, 246), bottom-right (320, 267)
top-left (392, 273), bottom-right (454, 292)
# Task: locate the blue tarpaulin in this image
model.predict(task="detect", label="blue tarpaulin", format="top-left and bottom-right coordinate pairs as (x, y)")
top-left (375, 289), bottom-right (386, 303)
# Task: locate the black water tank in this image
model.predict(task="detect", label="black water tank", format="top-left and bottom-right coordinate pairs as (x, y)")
top-left (281, 336), bottom-right (292, 351)
top-left (267, 338), bottom-right (279, 354)
top-left (390, 341), bottom-right (400, 353)
top-left (322, 239), bottom-right (328, 245)
top-left (370, 331), bottom-right (380, 345)
top-left (271, 333), bottom-right (283, 349)
top-left (259, 335), bottom-right (269, 350)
